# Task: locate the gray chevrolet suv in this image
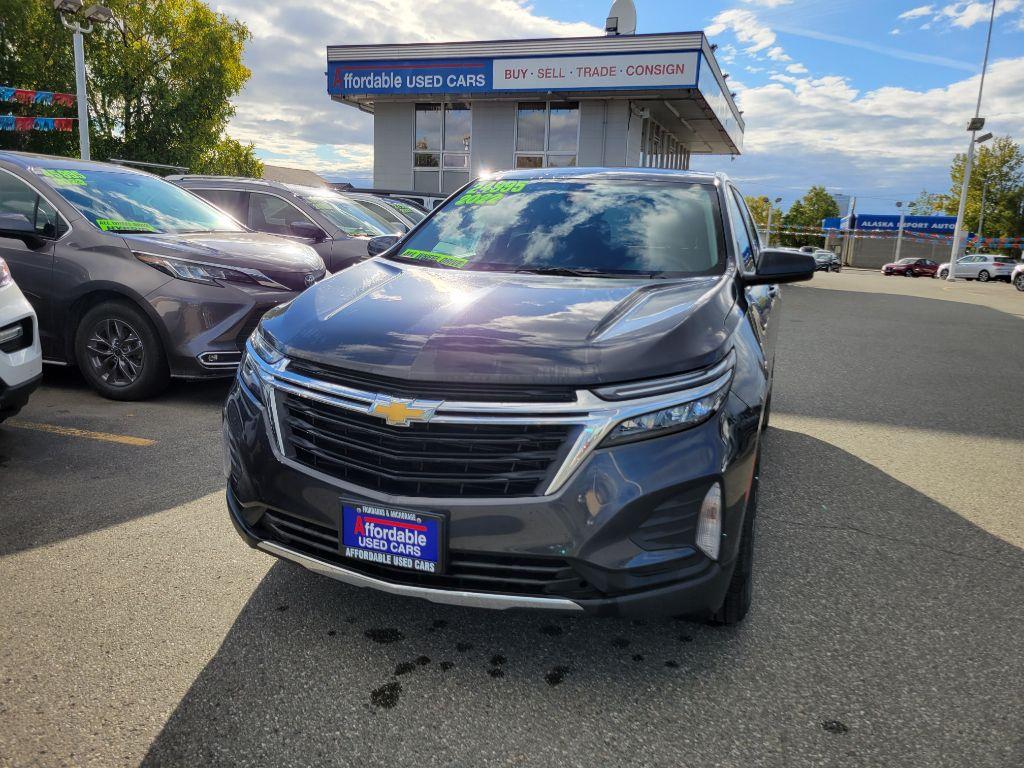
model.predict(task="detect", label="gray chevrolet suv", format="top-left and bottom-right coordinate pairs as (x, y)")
top-left (171, 176), bottom-right (399, 273)
top-left (0, 152), bottom-right (325, 400)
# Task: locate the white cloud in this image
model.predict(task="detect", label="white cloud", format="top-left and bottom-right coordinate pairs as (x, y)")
top-left (786, 63), bottom-right (808, 73)
top-left (898, 4), bottom-right (935, 19)
top-left (890, 27), bottom-right (902, 34)
top-left (694, 57), bottom-right (1024, 198)
top-left (706, 9), bottom-right (777, 53)
top-left (212, 0), bottom-right (601, 178)
top-left (741, 0), bottom-right (793, 5)
top-left (766, 45), bottom-right (791, 61)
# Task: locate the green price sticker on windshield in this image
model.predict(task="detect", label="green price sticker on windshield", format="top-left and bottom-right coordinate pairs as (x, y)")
top-left (455, 180), bottom-right (529, 207)
top-left (95, 219), bottom-right (157, 233)
top-left (400, 249), bottom-right (469, 268)
top-left (40, 169), bottom-right (86, 186)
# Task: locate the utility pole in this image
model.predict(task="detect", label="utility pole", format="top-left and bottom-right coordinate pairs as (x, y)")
top-left (948, 0), bottom-right (997, 281)
top-left (764, 196), bottom-right (781, 247)
top-left (894, 201), bottom-right (906, 263)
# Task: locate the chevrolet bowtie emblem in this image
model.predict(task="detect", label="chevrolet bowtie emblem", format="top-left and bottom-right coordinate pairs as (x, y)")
top-left (369, 397), bottom-right (439, 427)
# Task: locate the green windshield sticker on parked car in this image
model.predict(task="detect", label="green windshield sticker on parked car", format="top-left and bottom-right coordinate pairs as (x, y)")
top-left (95, 219), bottom-right (157, 232)
top-left (40, 168), bottom-right (87, 186)
top-left (455, 180), bottom-right (529, 207)
top-left (400, 249), bottom-right (469, 268)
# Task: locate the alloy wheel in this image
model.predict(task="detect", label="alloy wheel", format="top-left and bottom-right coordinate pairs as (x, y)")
top-left (86, 318), bottom-right (146, 387)
top-left (978, 270), bottom-right (990, 282)
top-left (1015, 274), bottom-right (1024, 292)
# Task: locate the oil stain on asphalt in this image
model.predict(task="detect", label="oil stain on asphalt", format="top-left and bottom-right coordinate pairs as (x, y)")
top-left (370, 682), bottom-right (402, 709)
top-left (544, 666), bottom-right (570, 686)
top-left (365, 628), bottom-right (404, 644)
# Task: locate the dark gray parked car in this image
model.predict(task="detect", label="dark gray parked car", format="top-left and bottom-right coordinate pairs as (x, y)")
top-left (0, 152), bottom-right (325, 400)
top-left (171, 176), bottom-right (398, 272)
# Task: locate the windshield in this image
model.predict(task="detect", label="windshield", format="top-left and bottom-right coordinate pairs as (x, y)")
top-left (897, 258), bottom-right (916, 264)
top-left (300, 194), bottom-right (393, 237)
top-left (388, 200), bottom-right (426, 223)
top-left (385, 179), bottom-right (726, 277)
top-left (34, 167), bottom-right (242, 234)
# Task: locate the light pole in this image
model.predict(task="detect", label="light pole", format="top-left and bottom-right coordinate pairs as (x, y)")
top-left (53, 1), bottom-right (115, 161)
top-left (764, 196), bottom-right (781, 247)
top-left (894, 201), bottom-right (906, 263)
top-left (948, 0), bottom-right (997, 281)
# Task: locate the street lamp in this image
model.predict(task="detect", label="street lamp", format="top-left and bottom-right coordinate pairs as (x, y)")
top-left (947, 0), bottom-right (997, 281)
top-left (53, 1), bottom-right (115, 161)
top-left (765, 196), bottom-right (781, 247)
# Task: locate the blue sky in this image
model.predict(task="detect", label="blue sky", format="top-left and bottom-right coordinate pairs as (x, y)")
top-left (214, 0), bottom-right (1024, 215)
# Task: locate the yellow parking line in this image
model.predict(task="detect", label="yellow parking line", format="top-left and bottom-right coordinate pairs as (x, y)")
top-left (5, 419), bottom-right (156, 447)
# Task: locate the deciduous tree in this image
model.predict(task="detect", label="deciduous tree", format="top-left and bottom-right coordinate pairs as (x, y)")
top-left (0, 0), bottom-right (259, 176)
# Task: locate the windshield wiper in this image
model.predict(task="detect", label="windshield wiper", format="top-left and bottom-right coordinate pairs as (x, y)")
top-left (513, 267), bottom-right (635, 278)
top-left (109, 228), bottom-right (162, 234)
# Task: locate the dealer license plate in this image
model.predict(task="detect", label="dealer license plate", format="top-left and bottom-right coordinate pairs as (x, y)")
top-left (340, 503), bottom-right (445, 574)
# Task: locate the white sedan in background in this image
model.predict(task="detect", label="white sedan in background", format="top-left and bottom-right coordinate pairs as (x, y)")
top-left (0, 257), bottom-right (42, 423)
top-left (937, 253), bottom-right (1019, 282)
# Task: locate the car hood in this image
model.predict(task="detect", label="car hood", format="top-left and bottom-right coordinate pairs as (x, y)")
top-left (260, 259), bottom-right (741, 387)
top-left (122, 231), bottom-right (325, 291)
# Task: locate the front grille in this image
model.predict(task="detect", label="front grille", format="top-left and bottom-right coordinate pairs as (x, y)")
top-left (286, 358), bottom-right (577, 403)
top-left (257, 510), bottom-right (594, 598)
top-left (279, 393), bottom-right (572, 498)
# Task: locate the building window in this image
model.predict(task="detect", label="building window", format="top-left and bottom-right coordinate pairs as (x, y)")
top-left (515, 101), bottom-right (578, 168)
top-left (414, 103), bottom-right (470, 194)
top-left (639, 116), bottom-right (688, 170)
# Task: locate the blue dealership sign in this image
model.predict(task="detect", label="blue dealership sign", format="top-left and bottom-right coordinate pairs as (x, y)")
top-left (328, 50), bottom-right (701, 96)
top-left (329, 58), bottom-right (493, 95)
top-left (826, 214), bottom-right (958, 235)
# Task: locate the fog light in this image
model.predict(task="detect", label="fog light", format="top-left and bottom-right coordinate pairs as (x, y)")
top-left (0, 323), bottom-right (23, 345)
top-left (696, 483), bottom-right (722, 560)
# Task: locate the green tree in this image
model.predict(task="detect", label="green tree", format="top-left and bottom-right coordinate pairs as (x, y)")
top-left (192, 136), bottom-right (263, 177)
top-left (744, 195), bottom-right (784, 245)
top-left (938, 136), bottom-right (1024, 240)
top-left (780, 186), bottom-right (840, 247)
top-left (908, 189), bottom-right (942, 215)
top-left (0, 0), bottom-right (255, 175)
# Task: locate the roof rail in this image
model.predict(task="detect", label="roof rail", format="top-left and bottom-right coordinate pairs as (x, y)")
top-left (109, 158), bottom-right (189, 174)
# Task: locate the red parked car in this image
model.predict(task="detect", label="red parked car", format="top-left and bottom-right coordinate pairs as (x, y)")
top-left (882, 257), bottom-right (940, 277)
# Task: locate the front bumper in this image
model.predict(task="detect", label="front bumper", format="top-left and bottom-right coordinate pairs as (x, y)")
top-left (143, 282), bottom-right (299, 379)
top-left (0, 372), bottom-right (42, 419)
top-left (223, 374), bottom-right (761, 618)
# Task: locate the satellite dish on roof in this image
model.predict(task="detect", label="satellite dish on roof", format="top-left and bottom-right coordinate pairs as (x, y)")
top-left (606, 0), bottom-right (637, 35)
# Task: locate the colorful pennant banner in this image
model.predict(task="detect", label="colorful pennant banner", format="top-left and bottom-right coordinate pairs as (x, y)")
top-left (767, 226), bottom-right (1024, 247)
top-left (0, 86), bottom-right (76, 107)
top-left (0, 115), bottom-right (76, 132)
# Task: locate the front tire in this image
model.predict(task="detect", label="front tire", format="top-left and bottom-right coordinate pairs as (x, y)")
top-left (978, 270), bottom-right (990, 282)
top-left (939, 269), bottom-right (949, 279)
top-left (75, 301), bottom-right (170, 401)
top-left (1015, 274), bottom-right (1024, 292)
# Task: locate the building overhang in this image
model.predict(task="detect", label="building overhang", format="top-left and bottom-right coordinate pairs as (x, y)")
top-left (326, 32), bottom-right (744, 155)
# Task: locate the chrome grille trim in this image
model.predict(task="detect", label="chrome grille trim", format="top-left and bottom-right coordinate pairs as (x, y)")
top-left (247, 342), bottom-right (734, 496)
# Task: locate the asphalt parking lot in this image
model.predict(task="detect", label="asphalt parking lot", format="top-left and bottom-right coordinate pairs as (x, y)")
top-left (1, 270), bottom-right (1022, 768)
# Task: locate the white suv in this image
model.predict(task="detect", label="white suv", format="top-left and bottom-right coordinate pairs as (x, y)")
top-left (0, 257), bottom-right (42, 422)
top-left (938, 253), bottom-right (1018, 282)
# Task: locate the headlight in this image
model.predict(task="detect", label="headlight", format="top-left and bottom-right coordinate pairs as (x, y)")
top-left (134, 252), bottom-right (287, 289)
top-left (600, 383), bottom-right (730, 447)
top-left (0, 258), bottom-right (13, 288)
top-left (249, 324), bottom-right (284, 365)
top-left (239, 326), bottom-right (283, 398)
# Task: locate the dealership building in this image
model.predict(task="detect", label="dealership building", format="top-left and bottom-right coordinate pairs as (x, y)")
top-left (325, 30), bottom-right (744, 194)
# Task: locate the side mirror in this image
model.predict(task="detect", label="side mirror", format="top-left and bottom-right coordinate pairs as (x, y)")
top-left (743, 248), bottom-right (816, 285)
top-left (290, 221), bottom-right (327, 242)
top-left (0, 212), bottom-right (44, 247)
top-left (367, 234), bottom-right (400, 257)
